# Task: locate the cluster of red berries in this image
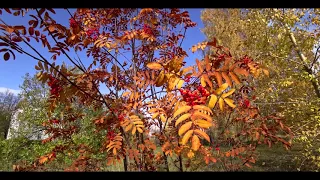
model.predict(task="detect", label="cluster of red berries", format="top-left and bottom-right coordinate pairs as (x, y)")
top-left (242, 99), bottom-right (251, 108)
top-left (107, 130), bottom-right (116, 141)
top-left (143, 24), bottom-right (153, 36)
top-left (86, 27), bottom-right (99, 40)
top-left (48, 75), bottom-right (62, 97)
top-left (179, 85), bottom-right (210, 106)
top-left (69, 18), bottom-right (78, 29)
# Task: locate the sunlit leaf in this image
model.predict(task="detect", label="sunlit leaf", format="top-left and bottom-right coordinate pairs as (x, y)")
top-left (208, 94), bottom-right (218, 109)
top-left (215, 83), bottom-right (229, 95)
top-left (219, 98), bottom-right (224, 111)
top-left (224, 98), bottom-right (236, 108)
top-left (147, 62), bottom-right (162, 70)
top-left (178, 121), bottom-right (192, 136)
top-left (221, 89), bottom-right (235, 98)
top-left (173, 105), bottom-right (191, 119)
top-left (194, 129), bottom-right (210, 142)
top-left (191, 135), bottom-right (200, 151)
top-left (175, 113), bottom-right (191, 127)
top-left (181, 130), bottom-right (193, 145)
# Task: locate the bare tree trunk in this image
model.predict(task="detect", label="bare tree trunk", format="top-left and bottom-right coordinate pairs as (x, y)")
top-left (285, 24), bottom-right (320, 98)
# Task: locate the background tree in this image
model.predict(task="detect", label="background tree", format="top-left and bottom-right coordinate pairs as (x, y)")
top-left (201, 8), bottom-right (320, 171)
top-left (0, 90), bottom-right (19, 139)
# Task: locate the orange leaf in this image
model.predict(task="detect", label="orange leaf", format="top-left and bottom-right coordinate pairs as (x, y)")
top-left (229, 72), bottom-right (241, 84)
top-left (48, 25), bottom-right (55, 32)
top-left (196, 59), bottom-right (203, 73)
top-left (39, 156), bottom-right (48, 164)
top-left (225, 151), bottom-right (231, 157)
top-left (205, 55), bottom-right (211, 72)
top-left (203, 74), bottom-right (212, 88)
top-left (214, 72), bottom-right (222, 86)
top-left (147, 62), bottom-right (162, 70)
top-left (234, 67), bottom-right (249, 77)
top-left (122, 91), bottom-right (130, 97)
top-left (221, 72), bottom-right (232, 86)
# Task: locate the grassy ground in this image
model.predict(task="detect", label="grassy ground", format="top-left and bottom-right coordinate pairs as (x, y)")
top-left (244, 144), bottom-right (303, 171)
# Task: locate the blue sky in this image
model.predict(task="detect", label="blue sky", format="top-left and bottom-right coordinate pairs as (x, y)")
top-left (0, 8), bottom-right (206, 95)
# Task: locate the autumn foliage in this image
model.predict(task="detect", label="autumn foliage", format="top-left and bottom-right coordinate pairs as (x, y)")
top-left (0, 8), bottom-right (292, 171)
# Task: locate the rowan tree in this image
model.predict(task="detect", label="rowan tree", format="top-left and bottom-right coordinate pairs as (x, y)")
top-left (0, 8), bottom-right (292, 171)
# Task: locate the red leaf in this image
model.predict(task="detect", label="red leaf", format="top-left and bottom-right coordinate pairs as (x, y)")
top-left (3, 52), bottom-right (10, 60)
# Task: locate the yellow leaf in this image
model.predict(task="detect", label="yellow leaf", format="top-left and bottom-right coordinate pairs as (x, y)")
top-left (191, 135), bottom-right (200, 151)
top-left (147, 62), bottom-right (162, 70)
top-left (215, 83), bottom-right (229, 95)
top-left (195, 120), bottom-right (212, 129)
top-left (132, 126), bottom-right (137, 135)
top-left (200, 76), bottom-right (206, 87)
top-left (137, 127), bottom-right (143, 133)
top-left (152, 112), bottom-right (159, 119)
top-left (168, 76), bottom-right (178, 91)
top-left (181, 130), bottom-right (193, 145)
top-left (208, 95), bottom-right (218, 109)
top-left (155, 70), bottom-right (165, 87)
top-left (177, 79), bottom-right (184, 89)
top-left (224, 98), bottom-right (236, 108)
top-left (173, 105), bottom-right (191, 119)
top-left (192, 111), bottom-right (212, 123)
top-left (219, 98), bottom-right (224, 111)
top-left (175, 113), bottom-right (191, 127)
top-left (160, 114), bottom-right (166, 122)
top-left (133, 120), bottom-right (143, 125)
top-left (178, 121), bottom-right (192, 136)
top-left (221, 89), bottom-right (235, 98)
top-left (192, 105), bottom-right (213, 114)
top-left (194, 129), bottom-right (210, 143)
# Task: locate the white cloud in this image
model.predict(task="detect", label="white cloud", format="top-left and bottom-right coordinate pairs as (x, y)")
top-left (0, 87), bottom-right (20, 95)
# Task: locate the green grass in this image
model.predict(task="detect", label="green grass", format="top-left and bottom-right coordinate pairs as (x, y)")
top-left (244, 143), bottom-right (303, 171)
